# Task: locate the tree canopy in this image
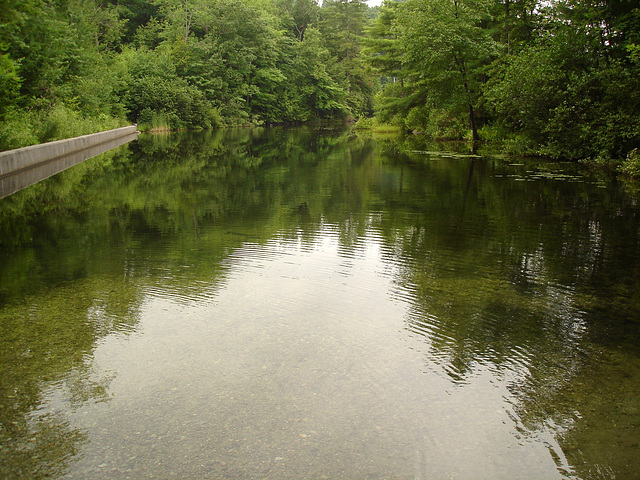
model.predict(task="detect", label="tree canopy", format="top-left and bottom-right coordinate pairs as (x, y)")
top-left (0, 0), bottom-right (374, 149)
top-left (366, 0), bottom-right (640, 169)
top-left (0, 0), bottom-right (638, 171)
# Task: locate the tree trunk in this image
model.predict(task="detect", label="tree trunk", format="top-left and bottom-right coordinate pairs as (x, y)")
top-left (505, 0), bottom-right (510, 54)
top-left (468, 103), bottom-right (479, 142)
top-left (454, 50), bottom-right (480, 142)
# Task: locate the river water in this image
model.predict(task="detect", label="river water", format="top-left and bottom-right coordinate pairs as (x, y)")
top-left (1, 127), bottom-right (639, 479)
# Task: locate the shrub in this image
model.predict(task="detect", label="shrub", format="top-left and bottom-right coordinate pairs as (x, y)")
top-left (0, 105), bottom-right (126, 151)
top-left (619, 148), bottom-right (640, 177)
top-left (353, 117), bottom-right (374, 129)
top-left (0, 110), bottom-right (38, 151)
top-left (126, 76), bottom-right (213, 129)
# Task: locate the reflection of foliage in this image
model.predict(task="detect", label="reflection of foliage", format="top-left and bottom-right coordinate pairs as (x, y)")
top-left (551, 349), bottom-right (640, 480)
top-left (0, 281), bottom-right (122, 478)
top-left (371, 148), bottom-right (640, 479)
top-left (0, 126), bottom-right (375, 477)
top-left (0, 127), bottom-right (639, 477)
top-left (0, 410), bottom-right (86, 479)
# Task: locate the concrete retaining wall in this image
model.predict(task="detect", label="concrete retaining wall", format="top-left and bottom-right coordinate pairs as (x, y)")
top-left (0, 132), bottom-right (140, 200)
top-left (0, 125), bottom-right (139, 177)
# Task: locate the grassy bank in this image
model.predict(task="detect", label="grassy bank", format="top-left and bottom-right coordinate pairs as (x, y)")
top-left (0, 105), bottom-right (128, 152)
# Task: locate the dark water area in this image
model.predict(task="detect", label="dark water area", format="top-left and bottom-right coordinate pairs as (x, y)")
top-left (0, 127), bottom-right (639, 479)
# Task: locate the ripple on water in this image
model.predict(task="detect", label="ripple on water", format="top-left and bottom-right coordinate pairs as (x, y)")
top-left (144, 278), bottom-right (220, 305)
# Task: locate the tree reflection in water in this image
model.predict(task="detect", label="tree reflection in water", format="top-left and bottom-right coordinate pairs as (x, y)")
top-left (0, 127), bottom-right (638, 478)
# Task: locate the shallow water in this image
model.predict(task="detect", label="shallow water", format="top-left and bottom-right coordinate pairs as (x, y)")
top-left (1, 128), bottom-right (639, 479)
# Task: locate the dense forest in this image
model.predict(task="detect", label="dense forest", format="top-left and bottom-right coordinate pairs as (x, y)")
top-left (0, 0), bottom-right (639, 172)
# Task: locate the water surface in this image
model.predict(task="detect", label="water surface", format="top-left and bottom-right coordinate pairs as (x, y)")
top-left (1, 128), bottom-right (639, 479)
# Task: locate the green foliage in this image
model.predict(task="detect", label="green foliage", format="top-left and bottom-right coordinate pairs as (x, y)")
top-left (0, 44), bottom-right (20, 114)
top-left (0, 105), bottom-right (125, 151)
top-left (278, 0), bottom-right (320, 41)
top-left (362, 0), bottom-right (403, 81)
top-left (365, 0), bottom-right (498, 140)
top-left (0, 0), bottom-right (381, 149)
top-left (36, 104), bottom-right (122, 142)
top-left (485, 25), bottom-right (640, 161)
top-left (286, 28), bottom-right (348, 119)
top-left (620, 149), bottom-right (640, 177)
top-left (0, 111), bottom-right (39, 151)
top-left (1, 0), bottom-right (636, 166)
top-left (0, 0), bottom-right (130, 148)
top-left (352, 116), bottom-right (374, 129)
top-left (362, 0), bottom-right (640, 166)
top-left (629, 44), bottom-right (640, 65)
top-left (320, 0), bottom-right (374, 118)
top-left (405, 106), bottom-right (468, 139)
top-left (127, 75), bottom-right (211, 129)
top-left (484, 43), bottom-right (568, 148)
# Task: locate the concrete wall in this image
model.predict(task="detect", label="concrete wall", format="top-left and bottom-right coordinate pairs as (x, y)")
top-left (0, 132), bottom-right (140, 200)
top-left (0, 125), bottom-right (139, 177)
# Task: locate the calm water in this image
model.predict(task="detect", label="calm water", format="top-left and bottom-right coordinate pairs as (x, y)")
top-left (1, 128), bottom-right (639, 479)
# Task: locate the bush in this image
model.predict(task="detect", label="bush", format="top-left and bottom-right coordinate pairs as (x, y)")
top-left (208, 107), bottom-right (223, 129)
top-left (478, 125), bottom-right (535, 156)
top-left (137, 109), bottom-right (175, 132)
top-left (353, 117), bottom-right (374, 129)
top-left (126, 76), bottom-right (213, 129)
top-left (405, 106), bottom-right (466, 139)
top-left (0, 105), bottom-right (126, 152)
top-left (619, 148), bottom-right (640, 177)
top-left (35, 104), bottom-right (124, 143)
top-left (0, 110), bottom-right (38, 151)
top-left (404, 106), bottom-right (429, 133)
top-left (36, 104), bottom-right (85, 142)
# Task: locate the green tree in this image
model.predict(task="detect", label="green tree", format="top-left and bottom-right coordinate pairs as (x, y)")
top-left (399, 0), bottom-right (499, 140)
top-left (284, 27), bottom-right (348, 120)
top-left (363, 0), bottom-right (403, 84)
top-left (485, 0), bottom-right (640, 160)
top-left (0, 0), bottom-right (23, 115)
top-left (278, 0), bottom-right (320, 41)
top-left (362, 0), bottom-right (407, 125)
top-left (488, 0), bottom-right (541, 54)
top-left (320, 0), bottom-right (374, 117)
top-left (0, 0), bottom-right (128, 150)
